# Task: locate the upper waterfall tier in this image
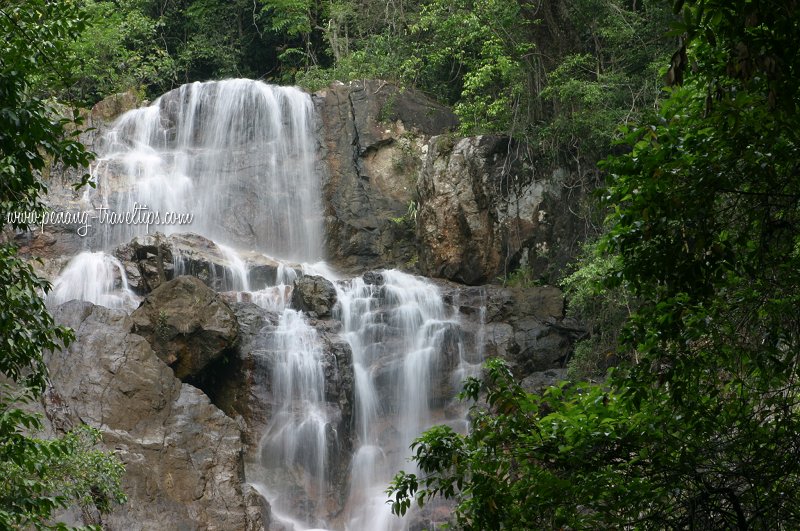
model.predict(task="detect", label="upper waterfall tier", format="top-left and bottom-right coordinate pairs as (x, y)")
top-left (87, 79), bottom-right (323, 261)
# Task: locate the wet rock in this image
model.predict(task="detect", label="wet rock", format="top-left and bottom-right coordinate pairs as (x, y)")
top-left (45, 300), bottom-right (256, 530)
top-left (170, 233), bottom-right (298, 291)
top-left (131, 276), bottom-right (239, 380)
top-left (362, 270), bottom-right (385, 286)
top-left (112, 233), bottom-right (174, 293)
top-left (200, 302), bottom-right (278, 452)
top-left (439, 281), bottom-right (580, 380)
top-left (244, 484), bottom-right (272, 531)
top-left (110, 232), bottom-right (298, 295)
top-left (291, 275), bottom-right (337, 318)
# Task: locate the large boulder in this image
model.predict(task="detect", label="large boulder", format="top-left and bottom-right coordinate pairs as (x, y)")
top-left (291, 275), bottom-right (337, 317)
top-left (131, 276), bottom-right (239, 380)
top-left (45, 300), bottom-right (257, 530)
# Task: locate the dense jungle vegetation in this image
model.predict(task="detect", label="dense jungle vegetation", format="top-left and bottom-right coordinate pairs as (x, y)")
top-left (2, 0), bottom-right (800, 528)
top-left (54, 0), bottom-right (676, 165)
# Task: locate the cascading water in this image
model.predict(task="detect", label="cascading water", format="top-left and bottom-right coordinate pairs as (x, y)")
top-left (88, 79), bottom-right (322, 259)
top-left (253, 309), bottom-right (330, 527)
top-left (48, 79), bottom-right (481, 530)
top-left (335, 270), bottom-right (464, 531)
top-left (48, 251), bottom-right (137, 310)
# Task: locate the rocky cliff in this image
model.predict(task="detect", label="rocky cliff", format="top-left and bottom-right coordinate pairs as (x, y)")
top-left (23, 81), bottom-right (587, 530)
top-left (316, 80), bottom-right (590, 284)
top-left (313, 80), bottom-right (457, 273)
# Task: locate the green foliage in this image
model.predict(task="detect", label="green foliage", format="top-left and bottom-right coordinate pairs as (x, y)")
top-left (1, 0), bottom-right (126, 526)
top-left (410, 0), bottom-right (533, 135)
top-left (155, 310), bottom-right (170, 341)
top-left (64, 0), bottom-right (175, 105)
top-left (261, 0), bottom-right (312, 36)
top-left (257, 0), bottom-right (331, 80)
top-left (0, 388), bottom-right (126, 530)
top-left (293, 0), bottom-right (673, 170)
top-left (295, 33), bottom-right (419, 91)
top-left (0, 248), bottom-right (73, 392)
top-left (390, 200), bottom-right (418, 225)
top-left (389, 359), bottom-right (663, 529)
top-left (178, 0), bottom-right (248, 80)
top-left (390, 1), bottom-right (800, 528)
top-left (538, 0), bottom-right (674, 162)
top-left (1, 0), bottom-right (89, 392)
top-left (560, 242), bottom-right (635, 379)
top-left (57, 0), bottom-right (673, 168)
top-left (497, 265), bottom-right (541, 288)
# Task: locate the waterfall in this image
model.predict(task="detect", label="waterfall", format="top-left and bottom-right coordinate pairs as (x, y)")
top-left (253, 309), bottom-right (331, 528)
top-left (51, 79), bottom-right (322, 308)
top-left (88, 79), bottom-right (322, 260)
top-left (47, 79), bottom-right (480, 530)
top-left (335, 270), bottom-right (463, 531)
top-left (217, 243), bottom-right (251, 292)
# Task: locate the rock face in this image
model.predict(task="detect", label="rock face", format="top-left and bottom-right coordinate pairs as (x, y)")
top-left (291, 275), bottom-right (337, 317)
top-left (440, 282), bottom-right (582, 380)
top-left (313, 80), bottom-right (587, 285)
top-left (313, 80), bottom-right (458, 273)
top-left (45, 300), bottom-right (257, 530)
top-left (417, 135), bottom-right (581, 285)
top-left (131, 276), bottom-right (239, 380)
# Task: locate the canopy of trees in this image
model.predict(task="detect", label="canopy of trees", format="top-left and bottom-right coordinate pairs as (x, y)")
top-left (63, 0), bottom-right (675, 167)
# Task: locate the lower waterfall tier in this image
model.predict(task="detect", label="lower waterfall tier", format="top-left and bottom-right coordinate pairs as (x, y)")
top-left (41, 233), bottom-right (573, 530)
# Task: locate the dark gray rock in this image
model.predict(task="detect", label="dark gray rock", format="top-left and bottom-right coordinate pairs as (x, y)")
top-left (313, 80), bottom-right (458, 273)
top-left (291, 275), bottom-right (337, 317)
top-left (521, 368), bottom-right (569, 394)
top-left (112, 233), bottom-right (174, 293)
top-left (439, 281), bottom-right (580, 380)
top-left (362, 270), bottom-right (385, 285)
top-left (131, 276), bottom-right (239, 380)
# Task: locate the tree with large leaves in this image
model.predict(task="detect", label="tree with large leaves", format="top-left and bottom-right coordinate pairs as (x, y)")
top-left (0, 1), bottom-right (125, 528)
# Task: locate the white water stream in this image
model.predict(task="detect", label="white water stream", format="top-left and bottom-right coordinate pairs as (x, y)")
top-left (48, 79), bottom-right (479, 530)
top-left (335, 270), bottom-right (462, 530)
top-left (49, 251), bottom-right (138, 311)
